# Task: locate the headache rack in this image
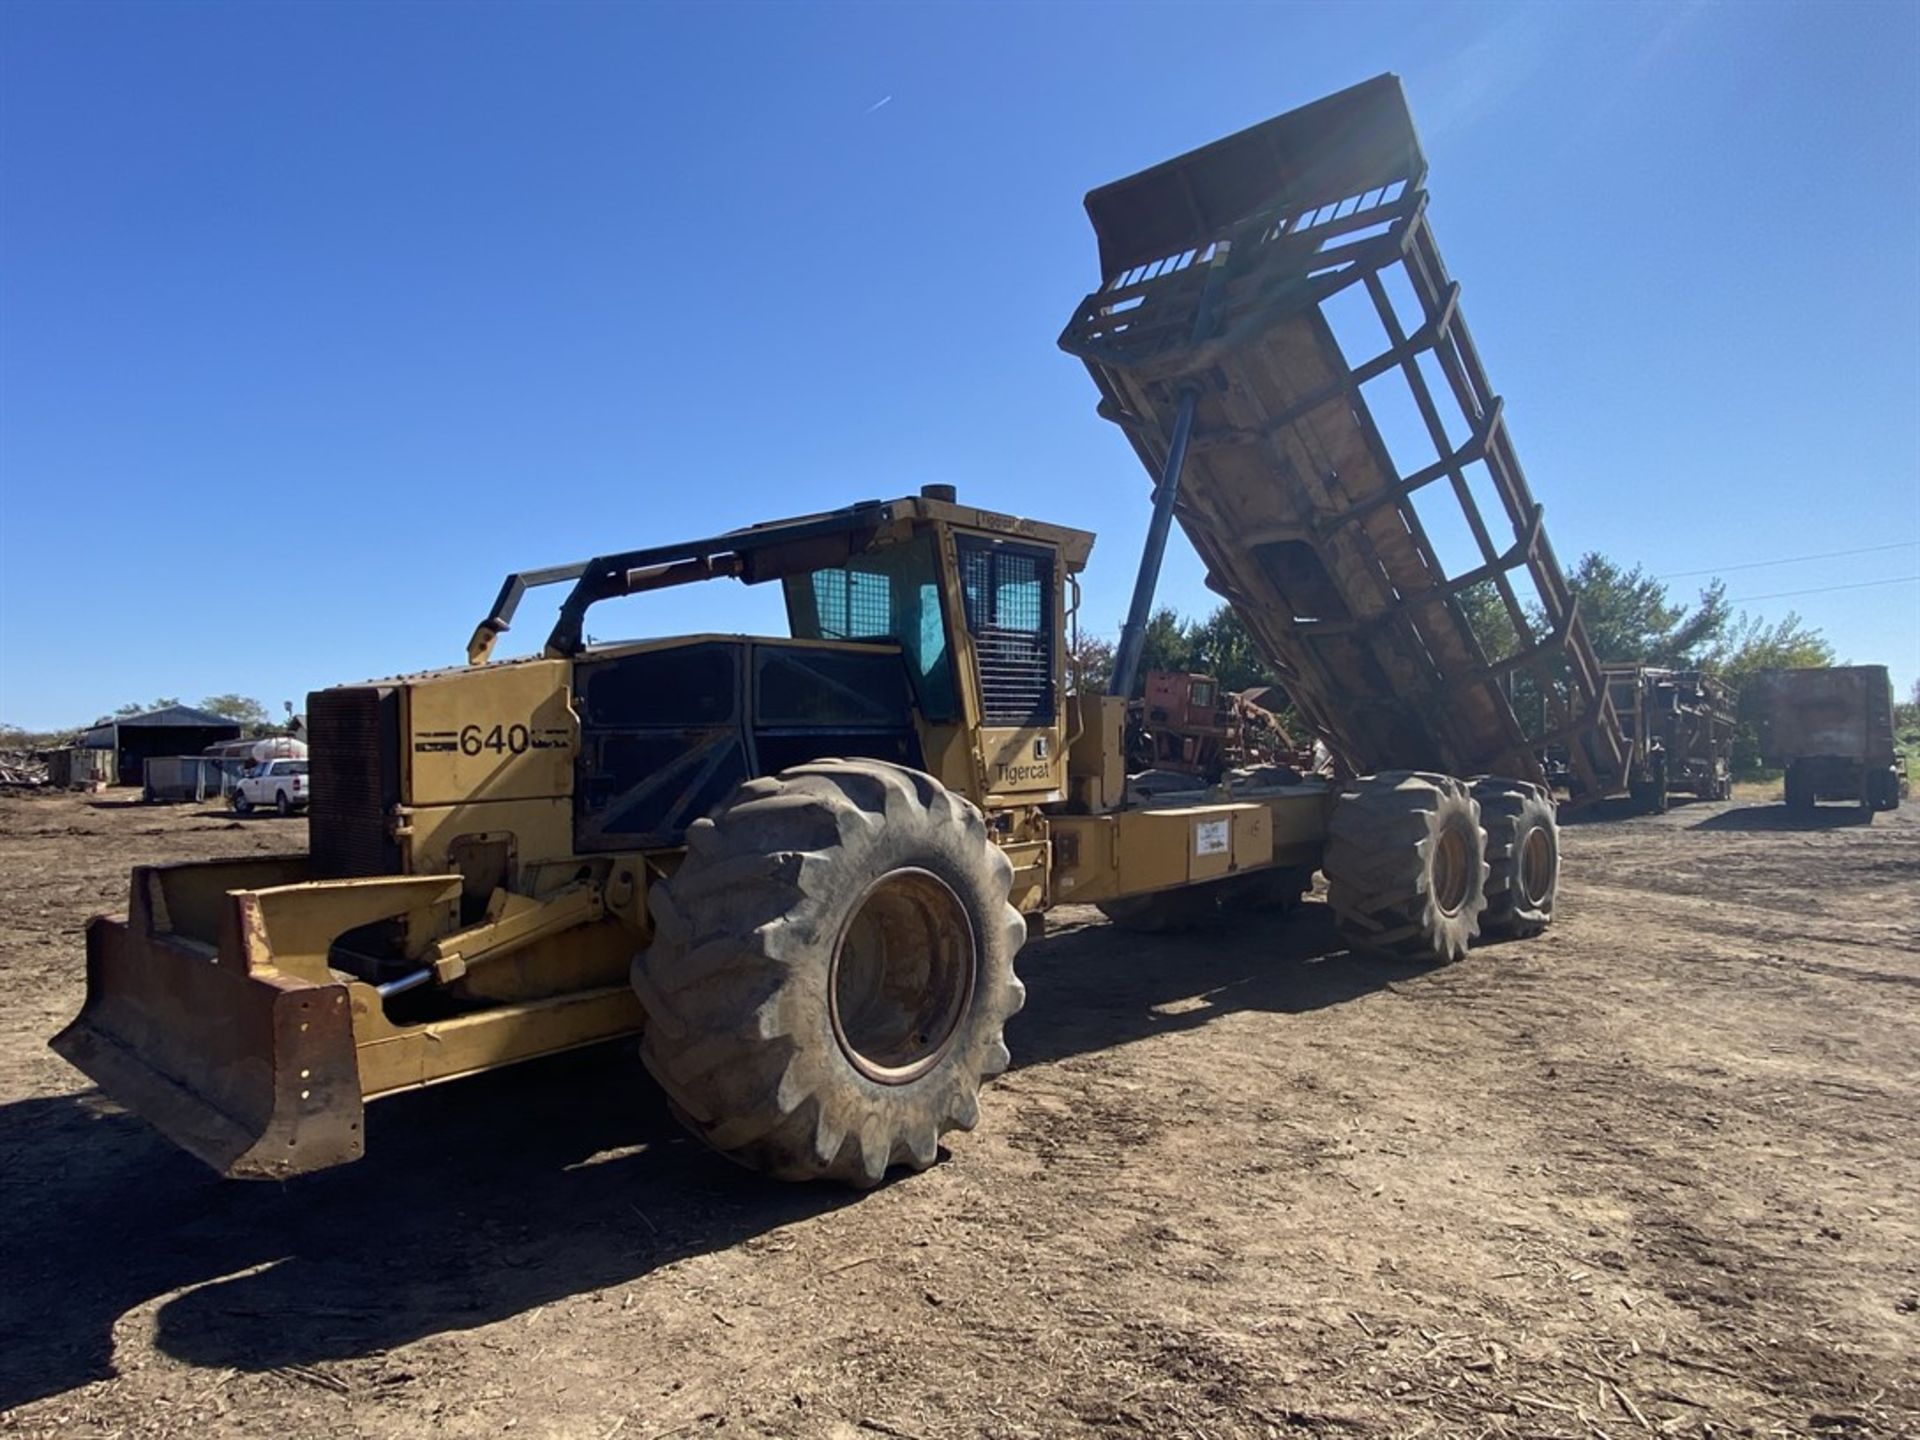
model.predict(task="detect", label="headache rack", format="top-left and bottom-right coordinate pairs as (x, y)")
top-left (1061, 73), bottom-right (1627, 799)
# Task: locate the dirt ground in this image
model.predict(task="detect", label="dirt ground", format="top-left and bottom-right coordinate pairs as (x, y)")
top-left (0, 786), bottom-right (1914, 1440)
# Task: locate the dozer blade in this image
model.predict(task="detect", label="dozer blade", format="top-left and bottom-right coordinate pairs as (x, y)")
top-left (52, 856), bottom-right (646, 1179)
top-left (54, 924), bottom-right (359, 1179)
top-left (50, 858), bottom-right (453, 1180)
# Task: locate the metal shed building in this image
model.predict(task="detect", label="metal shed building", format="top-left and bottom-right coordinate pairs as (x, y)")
top-left (80, 705), bottom-right (243, 788)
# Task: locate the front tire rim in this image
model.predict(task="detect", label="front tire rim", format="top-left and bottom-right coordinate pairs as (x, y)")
top-left (1432, 820), bottom-right (1474, 918)
top-left (829, 866), bottom-right (977, 1086)
top-left (1517, 826), bottom-right (1554, 908)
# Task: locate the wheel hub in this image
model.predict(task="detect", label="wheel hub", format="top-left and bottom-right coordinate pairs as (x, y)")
top-left (1432, 820), bottom-right (1474, 917)
top-left (1517, 826), bottom-right (1554, 908)
top-left (829, 867), bottom-right (976, 1085)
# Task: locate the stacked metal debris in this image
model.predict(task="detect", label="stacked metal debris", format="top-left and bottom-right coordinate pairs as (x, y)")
top-left (0, 751), bottom-right (51, 787)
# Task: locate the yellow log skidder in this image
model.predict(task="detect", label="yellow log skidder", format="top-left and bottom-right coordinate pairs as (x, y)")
top-left (58, 76), bottom-right (1599, 1187)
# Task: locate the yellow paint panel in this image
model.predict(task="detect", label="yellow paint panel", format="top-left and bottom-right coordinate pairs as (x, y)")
top-left (1113, 810), bottom-right (1190, 894)
top-left (1066, 695), bottom-right (1126, 813)
top-left (982, 725), bottom-right (1065, 804)
top-left (1049, 802), bottom-right (1284, 904)
top-left (406, 661), bottom-right (577, 806)
top-left (354, 984), bottom-right (644, 1098)
top-left (1047, 813), bottom-right (1116, 902)
top-left (407, 797), bottom-right (577, 877)
top-left (915, 723), bottom-right (981, 802)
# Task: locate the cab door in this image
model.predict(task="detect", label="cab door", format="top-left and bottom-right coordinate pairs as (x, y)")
top-left (954, 533), bottom-right (1066, 805)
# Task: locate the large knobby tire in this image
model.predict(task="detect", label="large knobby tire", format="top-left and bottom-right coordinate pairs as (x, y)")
top-left (1866, 766), bottom-right (1901, 813)
top-left (1325, 772), bottom-right (1488, 963)
top-left (633, 759), bottom-right (1026, 1188)
top-left (1784, 762), bottom-right (1813, 811)
top-left (1630, 754), bottom-right (1669, 815)
top-left (1472, 778), bottom-right (1558, 939)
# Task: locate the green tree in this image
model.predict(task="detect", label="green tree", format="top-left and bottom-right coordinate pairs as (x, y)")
top-left (1456, 580), bottom-right (1524, 665)
top-left (1457, 558), bottom-right (1738, 742)
top-left (112, 697), bottom-right (181, 718)
top-left (1564, 554), bottom-right (1728, 666)
top-left (1704, 610), bottom-right (1838, 775)
top-left (1704, 610), bottom-right (1835, 684)
top-left (1897, 680), bottom-right (1920, 787)
top-left (0, 721), bottom-right (72, 751)
top-left (1066, 631), bottom-right (1115, 695)
top-left (200, 694), bottom-right (273, 730)
top-left (1186, 604), bottom-right (1279, 694)
top-left (1130, 607), bottom-right (1194, 695)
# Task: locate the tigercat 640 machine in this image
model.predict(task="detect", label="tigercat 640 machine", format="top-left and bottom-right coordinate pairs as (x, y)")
top-left (56, 75), bottom-right (1617, 1187)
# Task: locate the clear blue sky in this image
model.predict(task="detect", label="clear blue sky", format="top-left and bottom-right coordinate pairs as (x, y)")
top-left (2, 1), bottom-right (1915, 731)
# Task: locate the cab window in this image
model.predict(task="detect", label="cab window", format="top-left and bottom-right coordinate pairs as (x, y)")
top-left (783, 531), bottom-right (958, 722)
top-left (957, 536), bottom-right (1056, 727)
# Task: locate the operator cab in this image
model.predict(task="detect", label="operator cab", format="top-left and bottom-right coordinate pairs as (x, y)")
top-left (465, 490), bottom-right (1093, 850)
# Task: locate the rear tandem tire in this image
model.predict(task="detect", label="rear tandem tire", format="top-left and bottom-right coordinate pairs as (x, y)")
top-left (1784, 763), bottom-right (1813, 811)
top-left (1472, 778), bottom-right (1558, 939)
top-left (1630, 758), bottom-right (1669, 815)
top-left (633, 759), bottom-right (1027, 1188)
top-left (1867, 767), bottom-right (1901, 813)
top-left (1325, 773), bottom-right (1488, 964)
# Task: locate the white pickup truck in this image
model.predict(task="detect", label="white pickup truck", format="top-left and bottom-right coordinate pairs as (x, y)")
top-left (231, 758), bottom-right (310, 816)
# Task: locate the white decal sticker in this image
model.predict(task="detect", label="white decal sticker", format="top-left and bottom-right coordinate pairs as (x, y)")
top-left (1195, 819), bottom-right (1230, 856)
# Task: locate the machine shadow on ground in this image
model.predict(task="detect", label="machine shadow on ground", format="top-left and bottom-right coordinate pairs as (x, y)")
top-left (1558, 795), bottom-right (1721, 826)
top-left (0, 900), bottom-right (1404, 1409)
top-left (1691, 803), bottom-right (1875, 833)
top-left (1011, 901), bottom-right (1416, 1069)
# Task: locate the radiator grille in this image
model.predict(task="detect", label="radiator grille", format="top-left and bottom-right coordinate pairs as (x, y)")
top-left (308, 686), bottom-right (401, 879)
top-left (958, 538), bottom-right (1055, 727)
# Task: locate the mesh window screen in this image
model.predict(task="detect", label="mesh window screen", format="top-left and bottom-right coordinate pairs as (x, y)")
top-left (957, 538), bottom-right (1055, 727)
top-left (786, 535), bottom-right (960, 721)
top-left (811, 569), bottom-right (893, 638)
top-left (995, 554), bottom-right (1043, 632)
top-left (961, 549), bottom-right (991, 629)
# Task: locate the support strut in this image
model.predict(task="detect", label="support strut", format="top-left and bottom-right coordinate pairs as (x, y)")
top-left (1106, 238), bottom-right (1237, 699)
top-left (1109, 386), bottom-right (1199, 699)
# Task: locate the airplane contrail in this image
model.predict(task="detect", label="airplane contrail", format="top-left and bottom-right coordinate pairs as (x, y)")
top-left (864, 95), bottom-right (893, 115)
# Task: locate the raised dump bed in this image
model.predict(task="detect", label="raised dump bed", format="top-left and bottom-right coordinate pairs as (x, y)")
top-left (1060, 74), bottom-right (1627, 799)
